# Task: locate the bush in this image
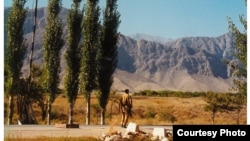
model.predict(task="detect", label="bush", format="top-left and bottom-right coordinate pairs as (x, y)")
top-left (144, 106), bottom-right (156, 118)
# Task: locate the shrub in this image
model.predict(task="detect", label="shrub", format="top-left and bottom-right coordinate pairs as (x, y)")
top-left (144, 106), bottom-right (156, 118)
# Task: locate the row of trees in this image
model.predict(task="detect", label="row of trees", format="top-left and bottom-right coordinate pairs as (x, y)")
top-left (5, 0), bottom-right (120, 125)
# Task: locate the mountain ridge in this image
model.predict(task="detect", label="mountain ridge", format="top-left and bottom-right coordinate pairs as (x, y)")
top-left (4, 7), bottom-right (235, 92)
top-left (115, 33), bottom-right (234, 92)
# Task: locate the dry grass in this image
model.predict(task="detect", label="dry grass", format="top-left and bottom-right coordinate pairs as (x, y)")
top-left (4, 136), bottom-right (101, 141)
top-left (4, 94), bottom-right (247, 125)
top-left (130, 96), bottom-right (247, 125)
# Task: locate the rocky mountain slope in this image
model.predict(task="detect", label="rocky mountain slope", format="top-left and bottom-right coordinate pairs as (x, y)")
top-left (116, 34), bottom-right (234, 92)
top-left (4, 7), bottom-right (235, 92)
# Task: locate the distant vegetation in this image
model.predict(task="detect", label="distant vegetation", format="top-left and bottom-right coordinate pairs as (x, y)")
top-left (134, 90), bottom-right (223, 97)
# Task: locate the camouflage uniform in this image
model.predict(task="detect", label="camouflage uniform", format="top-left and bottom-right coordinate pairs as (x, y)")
top-left (119, 89), bottom-right (132, 128)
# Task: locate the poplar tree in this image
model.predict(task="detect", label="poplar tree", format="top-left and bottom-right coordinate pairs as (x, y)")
top-left (227, 14), bottom-right (247, 95)
top-left (226, 0), bottom-right (247, 124)
top-left (43, 0), bottom-right (64, 125)
top-left (5, 0), bottom-right (27, 125)
top-left (64, 0), bottom-right (83, 125)
top-left (97, 0), bottom-right (120, 125)
top-left (80, 0), bottom-right (100, 125)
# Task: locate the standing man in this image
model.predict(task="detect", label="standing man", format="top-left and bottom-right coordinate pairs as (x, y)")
top-left (119, 89), bottom-right (133, 128)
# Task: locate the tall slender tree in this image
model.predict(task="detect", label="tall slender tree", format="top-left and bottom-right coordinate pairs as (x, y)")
top-left (226, 0), bottom-right (247, 124)
top-left (80, 0), bottom-right (100, 125)
top-left (64, 0), bottom-right (83, 125)
top-left (97, 0), bottom-right (120, 125)
top-left (43, 0), bottom-right (64, 125)
top-left (5, 0), bottom-right (27, 125)
top-left (227, 11), bottom-right (247, 96)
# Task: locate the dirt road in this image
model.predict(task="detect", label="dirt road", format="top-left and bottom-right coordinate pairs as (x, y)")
top-left (4, 125), bottom-right (172, 138)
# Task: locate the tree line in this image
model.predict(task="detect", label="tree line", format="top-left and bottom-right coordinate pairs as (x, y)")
top-left (5, 0), bottom-right (120, 125)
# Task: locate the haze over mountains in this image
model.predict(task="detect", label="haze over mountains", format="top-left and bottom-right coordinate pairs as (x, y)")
top-left (129, 33), bottom-right (173, 44)
top-left (4, 7), bottom-right (235, 92)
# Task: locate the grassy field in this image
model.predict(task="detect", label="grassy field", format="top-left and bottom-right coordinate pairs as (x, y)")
top-left (4, 94), bottom-right (247, 125)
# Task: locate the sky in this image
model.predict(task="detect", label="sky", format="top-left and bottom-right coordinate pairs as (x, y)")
top-left (3, 0), bottom-right (247, 39)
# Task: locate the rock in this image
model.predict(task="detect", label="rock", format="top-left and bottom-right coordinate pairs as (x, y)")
top-left (126, 122), bottom-right (140, 132)
top-left (104, 135), bottom-right (123, 141)
top-left (151, 135), bottom-right (159, 141)
top-left (161, 137), bottom-right (169, 141)
top-left (153, 128), bottom-right (166, 138)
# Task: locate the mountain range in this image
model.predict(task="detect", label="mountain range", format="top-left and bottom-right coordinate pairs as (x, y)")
top-left (4, 7), bottom-right (235, 93)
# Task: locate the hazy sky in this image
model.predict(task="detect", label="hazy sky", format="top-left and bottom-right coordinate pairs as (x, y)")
top-left (4, 0), bottom-right (246, 38)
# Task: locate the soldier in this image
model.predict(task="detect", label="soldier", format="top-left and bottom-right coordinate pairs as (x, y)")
top-left (119, 89), bottom-right (133, 128)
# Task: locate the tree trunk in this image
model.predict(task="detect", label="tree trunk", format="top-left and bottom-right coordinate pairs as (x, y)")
top-left (110, 102), bottom-right (113, 120)
top-left (41, 102), bottom-right (47, 121)
top-left (28, 0), bottom-right (38, 82)
top-left (86, 94), bottom-right (90, 125)
top-left (7, 95), bottom-right (14, 125)
top-left (42, 110), bottom-right (46, 121)
top-left (68, 103), bottom-right (73, 124)
top-left (211, 112), bottom-right (215, 125)
top-left (47, 99), bottom-right (51, 125)
top-left (100, 108), bottom-right (105, 125)
top-left (28, 103), bottom-right (37, 124)
top-left (236, 109), bottom-right (240, 125)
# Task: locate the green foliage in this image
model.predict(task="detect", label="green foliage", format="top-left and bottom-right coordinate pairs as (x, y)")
top-left (11, 64), bottom-right (46, 123)
top-left (80, 0), bottom-right (100, 95)
top-left (30, 65), bottom-right (48, 120)
top-left (43, 0), bottom-right (64, 125)
top-left (224, 1), bottom-right (247, 124)
top-left (43, 0), bottom-right (64, 103)
top-left (204, 92), bottom-right (227, 124)
top-left (80, 0), bottom-right (100, 125)
top-left (97, 0), bottom-right (120, 110)
top-left (5, 0), bottom-right (27, 96)
top-left (134, 90), bottom-right (207, 97)
top-left (203, 91), bottom-right (246, 124)
top-left (158, 111), bottom-right (177, 123)
top-left (204, 92), bottom-right (231, 113)
top-left (226, 1), bottom-right (247, 96)
top-left (145, 106), bottom-right (156, 118)
top-left (229, 93), bottom-right (247, 124)
top-left (64, 0), bottom-right (83, 104)
top-left (230, 93), bottom-right (247, 109)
